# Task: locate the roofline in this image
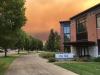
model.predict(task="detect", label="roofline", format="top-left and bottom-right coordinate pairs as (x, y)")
top-left (70, 3), bottom-right (100, 20)
top-left (59, 21), bottom-right (70, 24)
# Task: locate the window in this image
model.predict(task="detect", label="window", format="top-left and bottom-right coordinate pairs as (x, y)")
top-left (76, 17), bottom-right (88, 41)
top-left (64, 26), bottom-right (70, 33)
top-left (63, 25), bottom-right (70, 42)
top-left (64, 34), bottom-right (70, 41)
top-left (97, 14), bottom-right (100, 28)
top-left (77, 17), bottom-right (87, 33)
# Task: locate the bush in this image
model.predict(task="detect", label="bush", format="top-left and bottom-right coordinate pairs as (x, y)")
top-left (48, 57), bottom-right (56, 62)
top-left (94, 57), bottom-right (100, 62)
top-left (74, 56), bottom-right (91, 62)
top-left (39, 52), bottom-right (55, 59)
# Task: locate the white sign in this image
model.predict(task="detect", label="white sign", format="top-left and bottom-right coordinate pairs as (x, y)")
top-left (55, 53), bottom-right (74, 59)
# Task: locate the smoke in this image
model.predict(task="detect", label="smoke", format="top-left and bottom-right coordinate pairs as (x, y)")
top-left (23, 0), bottom-right (100, 41)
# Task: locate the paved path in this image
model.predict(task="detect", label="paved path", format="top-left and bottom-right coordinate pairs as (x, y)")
top-left (5, 54), bottom-right (78, 75)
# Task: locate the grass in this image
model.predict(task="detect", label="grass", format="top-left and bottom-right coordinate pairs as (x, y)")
top-left (55, 62), bottom-right (100, 75)
top-left (0, 54), bottom-right (21, 75)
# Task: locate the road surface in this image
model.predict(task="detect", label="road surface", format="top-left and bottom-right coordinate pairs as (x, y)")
top-left (5, 54), bottom-right (78, 75)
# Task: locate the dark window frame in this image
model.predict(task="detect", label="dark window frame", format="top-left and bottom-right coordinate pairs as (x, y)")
top-left (96, 13), bottom-right (100, 28)
top-left (98, 40), bottom-right (100, 55)
top-left (76, 17), bottom-right (87, 33)
top-left (63, 25), bottom-right (71, 42)
top-left (76, 16), bottom-right (88, 41)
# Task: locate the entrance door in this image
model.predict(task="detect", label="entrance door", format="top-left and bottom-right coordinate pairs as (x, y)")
top-left (77, 47), bottom-right (89, 57)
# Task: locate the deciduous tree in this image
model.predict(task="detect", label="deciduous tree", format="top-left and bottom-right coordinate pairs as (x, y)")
top-left (0, 0), bottom-right (26, 56)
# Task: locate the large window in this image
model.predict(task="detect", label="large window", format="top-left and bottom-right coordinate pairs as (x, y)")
top-left (77, 17), bottom-right (87, 33)
top-left (76, 17), bottom-right (88, 41)
top-left (97, 14), bottom-right (100, 28)
top-left (63, 25), bottom-right (70, 41)
top-left (64, 26), bottom-right (70, 33)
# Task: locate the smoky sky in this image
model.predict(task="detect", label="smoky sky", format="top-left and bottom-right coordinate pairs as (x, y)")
top-left (23, 0), bottom-right (100, 41)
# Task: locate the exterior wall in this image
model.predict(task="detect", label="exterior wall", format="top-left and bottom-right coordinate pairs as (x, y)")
top-left (71, 46), bottom-right (77, 56)
top-left (60, 4), bottom-right (100, 57)
top-left (86, 14), bottom-right (97, 42)
top-left (60, 25), bottom-right (64, 51)
top-left (71, 45), bottom-right (99, 57)
top-left (89, 45), bottom-right (98, 57)
top-left (97, 29), bottom-right (100, 39)
top-left (70, 20), bottom-right (76, 42)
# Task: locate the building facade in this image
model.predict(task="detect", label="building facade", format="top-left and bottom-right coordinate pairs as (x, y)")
top-left (60, 4), bottom-right (100, 57)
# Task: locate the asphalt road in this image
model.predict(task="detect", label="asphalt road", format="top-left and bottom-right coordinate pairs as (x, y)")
top-left (5, 54), bottom-right (78, 75)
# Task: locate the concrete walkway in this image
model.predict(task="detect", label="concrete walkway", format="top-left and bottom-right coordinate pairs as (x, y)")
top-left (5, 54), bottom-right (78, 75)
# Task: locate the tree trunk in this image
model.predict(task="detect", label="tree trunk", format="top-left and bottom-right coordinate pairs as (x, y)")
top-left (5, 48), bottom-right (7, 57)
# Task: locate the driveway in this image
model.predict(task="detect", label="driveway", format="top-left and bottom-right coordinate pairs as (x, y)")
top-left (5, 54), bottom-right (78, 75)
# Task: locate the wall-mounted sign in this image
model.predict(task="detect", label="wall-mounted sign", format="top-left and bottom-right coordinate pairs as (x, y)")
top-left (55, 53), bottom-right (74, 59)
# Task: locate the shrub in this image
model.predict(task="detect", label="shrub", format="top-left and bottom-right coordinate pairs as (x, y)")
top-left (48, 57), bottom-right (56, 62)
top-left (39, 52), bottom-right (55, 59)
top-left (74, 56), bottom-right (91, 62)
top-left (94, 57), bottom-right (100, 62)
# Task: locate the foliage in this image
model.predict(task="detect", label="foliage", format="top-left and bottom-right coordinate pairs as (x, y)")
top-left (24, 36), bottom-right (43, 51)
top-left (54, 32), bottom-right (61, 51)
top-left (45, 29), bottom-right (60, 52)
top-left (39, 52), bottom-right (55, 59)
top-left (0, 0), bottom-right (26, 56)
top-left (15, 30), bottom-right (28, 53)
top-left (48, 57), bottom-right (56, 62)
top-left (94, 57), bottom-right (100, 62)
top-left (0, 0), bottom-right (43, 56)
top-left (74, 56), bottom-right (91, 62)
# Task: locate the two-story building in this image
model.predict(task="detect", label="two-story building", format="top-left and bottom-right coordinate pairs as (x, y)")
top-left (60, 4), bottom-right (100, 57)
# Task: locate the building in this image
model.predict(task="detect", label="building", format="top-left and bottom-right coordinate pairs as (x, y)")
top-left (60, 4), bottom-right (100, 57)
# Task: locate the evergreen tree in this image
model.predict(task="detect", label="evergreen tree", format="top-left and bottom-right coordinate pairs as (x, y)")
top-left (46, 29), bottom-right (60, 52)
top-left (54, 32), bottom-right (60, 51)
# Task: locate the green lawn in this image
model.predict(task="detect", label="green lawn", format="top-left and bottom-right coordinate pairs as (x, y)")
top-left (55, 62), bottom-right (100, 75)
top-left (0, 55), bottom-right (18, 75)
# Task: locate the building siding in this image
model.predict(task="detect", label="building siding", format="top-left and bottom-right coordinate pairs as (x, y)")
top-left (60, 24), bottom-right (64, 51)
top-left (70, 20), bottom-right (76, 42)
top-left (86, 14), bottom-right (97, 42)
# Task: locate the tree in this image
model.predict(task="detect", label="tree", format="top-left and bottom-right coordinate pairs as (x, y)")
top-left (46, 29), bottom-right (55, 51)
top-left (0, 0), bottom-right (26, 56)
top-left (46, 29), bottom-right (60, 52)
top-left (23, 36), bottom-right (43, 53)
top-left (29, 37), bottom-right (43, 51)
top-left (15, 30), bottom-right (27, 54)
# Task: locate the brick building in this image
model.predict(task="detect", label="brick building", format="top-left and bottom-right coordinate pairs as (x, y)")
top-left (60, 4), bottom-right (100, 57)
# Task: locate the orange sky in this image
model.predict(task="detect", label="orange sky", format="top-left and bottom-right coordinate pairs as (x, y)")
top-left (23, 0), bottom-right (100, 41)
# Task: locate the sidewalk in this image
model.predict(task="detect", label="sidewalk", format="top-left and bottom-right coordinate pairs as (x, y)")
top-left (6, 54), bottom-right (78, 75)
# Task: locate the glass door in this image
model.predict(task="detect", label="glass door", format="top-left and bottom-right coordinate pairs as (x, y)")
top-left (77, 47), bottom-right (89, 57)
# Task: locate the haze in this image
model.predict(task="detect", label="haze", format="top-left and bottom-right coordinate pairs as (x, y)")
top-left (23, 0), bottom-right (100, 41)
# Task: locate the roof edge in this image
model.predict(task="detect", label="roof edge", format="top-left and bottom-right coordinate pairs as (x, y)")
top-left (70, 3), bottom-right (100, 20)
